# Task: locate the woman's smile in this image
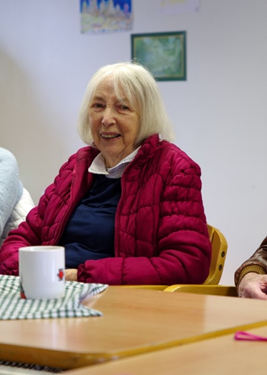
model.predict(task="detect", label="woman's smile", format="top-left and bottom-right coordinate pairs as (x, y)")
top-left (100, 132), bottom-right (121, 140)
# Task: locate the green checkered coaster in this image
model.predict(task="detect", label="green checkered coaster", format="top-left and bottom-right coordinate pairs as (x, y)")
top-left (0, 274), bottom-right (108, 320)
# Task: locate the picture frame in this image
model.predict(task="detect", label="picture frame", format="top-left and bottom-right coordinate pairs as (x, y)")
top-left (131, 31), bottom-right (186, 81)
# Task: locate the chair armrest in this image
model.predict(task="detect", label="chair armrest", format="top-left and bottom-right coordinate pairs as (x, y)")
top-left (119, 285), bottom-right (167, 291)
top-left (163, 284), bottom-right (238, 297)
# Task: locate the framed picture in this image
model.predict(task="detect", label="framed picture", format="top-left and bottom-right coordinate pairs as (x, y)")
top-left (131, 31), bottom-right (186, 81)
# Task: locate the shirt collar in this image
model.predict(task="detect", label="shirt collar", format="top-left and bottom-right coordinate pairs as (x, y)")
top-left (89, 147), bottom-right (140, 179)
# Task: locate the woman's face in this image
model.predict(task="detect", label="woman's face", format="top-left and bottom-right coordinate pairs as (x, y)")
top-left (88, 80), bottom-right (140, 168)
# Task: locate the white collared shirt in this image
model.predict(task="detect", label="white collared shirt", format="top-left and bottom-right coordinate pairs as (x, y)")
top-left (88, 147), bottom-right (140, 179)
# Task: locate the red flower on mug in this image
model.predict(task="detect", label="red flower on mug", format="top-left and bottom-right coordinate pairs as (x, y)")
top-left (57, 268), bottom-right (64, 281)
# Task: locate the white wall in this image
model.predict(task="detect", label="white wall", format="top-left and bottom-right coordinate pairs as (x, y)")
top-left (1, 0), bottom-right (267, 285)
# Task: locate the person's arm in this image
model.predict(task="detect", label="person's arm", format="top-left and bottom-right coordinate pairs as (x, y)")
top-left (235, 237), bottom-right (267, 284)
top-left (77, 160), bottom-right (211, 285)
top-left (235, 237), bottom-right (267, 299)
top-left (0, 148), bottom-right (21, 236)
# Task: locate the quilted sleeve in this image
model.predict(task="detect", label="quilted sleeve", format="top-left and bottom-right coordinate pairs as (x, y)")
top-left (0, 188), bottom-right (35, 244)
top-left (155, 163), bottom-right (212, 284)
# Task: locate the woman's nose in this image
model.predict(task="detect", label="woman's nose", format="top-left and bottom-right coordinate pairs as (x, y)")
top-left (101, 108), bottom-right (116, 127)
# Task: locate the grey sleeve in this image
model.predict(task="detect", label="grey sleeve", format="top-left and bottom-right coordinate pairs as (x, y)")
top-left (0, 148), bottom-right (21, 236)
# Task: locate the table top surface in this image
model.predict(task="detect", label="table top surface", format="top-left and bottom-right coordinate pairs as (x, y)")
top-left (1, 287), bottom-right (267, 369)
top-left (64, 325), bottom-right (267, 375)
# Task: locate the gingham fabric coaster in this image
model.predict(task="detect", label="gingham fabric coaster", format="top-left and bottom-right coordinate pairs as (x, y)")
top-left (0, 274), bottom-right (108, 320)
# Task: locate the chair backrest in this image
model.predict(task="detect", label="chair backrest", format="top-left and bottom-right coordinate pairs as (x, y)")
top-left (203, 224), bottom-right (228, 285)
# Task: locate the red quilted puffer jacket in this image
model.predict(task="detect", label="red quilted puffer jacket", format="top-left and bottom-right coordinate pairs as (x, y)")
top-left (0, 135), bottom-right (211, 285)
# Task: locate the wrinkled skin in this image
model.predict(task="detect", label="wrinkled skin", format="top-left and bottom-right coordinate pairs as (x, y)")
top-left (238, 273), bottom-right (267, 300)
top-left (65, 269), bottom-right (78, 281)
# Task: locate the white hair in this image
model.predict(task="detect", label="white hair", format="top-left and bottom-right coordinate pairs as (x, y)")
top-left (77, 62), bottom-right (174, 145)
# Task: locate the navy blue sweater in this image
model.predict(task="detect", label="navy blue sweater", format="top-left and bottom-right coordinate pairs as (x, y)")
top-left (59, 175), bottom-right (121, 268)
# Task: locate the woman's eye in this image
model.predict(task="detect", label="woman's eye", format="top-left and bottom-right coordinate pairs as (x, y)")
top-left (119, 104), bottom-right (129, 110)
top-left (92, 103), bottom-right (104, 109)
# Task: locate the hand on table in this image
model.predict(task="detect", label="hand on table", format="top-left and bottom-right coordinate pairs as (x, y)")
top-left (65, 269), bottom-right (78, 281)
top-left (238, 273), bottom-right (267, 300)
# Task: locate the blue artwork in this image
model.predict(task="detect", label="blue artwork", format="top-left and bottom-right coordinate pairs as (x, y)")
top-left (80, 0), bottom-right (132, 33)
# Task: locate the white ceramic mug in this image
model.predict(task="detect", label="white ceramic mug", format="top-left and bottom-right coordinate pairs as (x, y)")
top-left (19, 246), bottom-right (65, 300)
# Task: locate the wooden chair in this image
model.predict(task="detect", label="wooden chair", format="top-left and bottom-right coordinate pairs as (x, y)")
top-left (164, 224), bottom-right (237, 296)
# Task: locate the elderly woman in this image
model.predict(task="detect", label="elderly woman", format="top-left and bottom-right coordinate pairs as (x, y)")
top-left (235, 239), bottom-right (267, 299)
top-left (0, 147), bottom-right (34, 247)
top-left (0, 62), bottom-right (211, 285)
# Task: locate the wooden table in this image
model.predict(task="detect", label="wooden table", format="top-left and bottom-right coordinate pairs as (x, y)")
top-left (0, 287), bottom-right (267, 369)
top-left (63, 325), bottom-right (267, 375)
